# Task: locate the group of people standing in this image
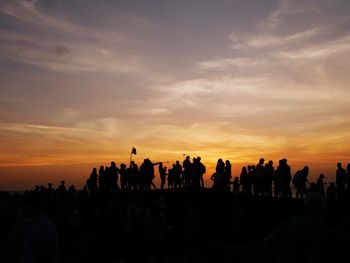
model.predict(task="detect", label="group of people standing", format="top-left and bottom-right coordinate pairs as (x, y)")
top-left (86, 156), bottom-right (350, 198)
top-left (86, 156), bottom-right (207, 194)
top-left (236, 158), bottom-right (350, 199)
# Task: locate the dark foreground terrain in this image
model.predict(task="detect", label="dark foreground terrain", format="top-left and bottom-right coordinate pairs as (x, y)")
top-left (0, 189), bottom-right (348, 263)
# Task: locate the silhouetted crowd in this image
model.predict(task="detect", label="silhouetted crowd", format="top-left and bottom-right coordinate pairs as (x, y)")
top-left (1, 158), bottom-right (349, 263)
top-left (85, 157), bottom-right (350, 199)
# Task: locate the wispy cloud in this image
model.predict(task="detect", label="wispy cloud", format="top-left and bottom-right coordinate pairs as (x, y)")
top-left (1, 0), bottom-right (350, 188)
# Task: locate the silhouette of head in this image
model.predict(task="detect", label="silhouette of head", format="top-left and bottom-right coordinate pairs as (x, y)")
top-left (111, 161), bottom-right (116, 167)
top-left (337, 162), bottom-right (342, 169)
top-left (197, 156), bottom-right (201, 161)
top-left (259, 158), bottom-right (265, 165)
top-left (268, 160), bottom-right (273, 165)
top-left (280, 158), bottom-right (287, 165)
top-left (61, 180), bottom-right (65, 185)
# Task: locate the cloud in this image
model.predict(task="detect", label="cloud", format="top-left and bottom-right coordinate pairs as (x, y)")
top-left (53, 45), bottom-right (70, 56)
top-left (0, 0), bottom-right (127, 41)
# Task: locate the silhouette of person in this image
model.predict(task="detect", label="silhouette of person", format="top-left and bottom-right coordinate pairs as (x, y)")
top-left (159, 163), bottom-right (167, 190)
top-left (57, 180), bottom-right (66, 196)
top-left (211, 159), bottom-right (225, 191)
top-left (128, 160), bottom-right (139, 191)
top-left (316, 174), bottom-right (326, 196)
top-left (263, 160), bottom-right (274, 197)
top-left (174, 160), bottom-right (183, 189)
top-left (110, 161), bottom-right (120, 193)
top-left (191, 157), bottom-right (203, 189)
top-left (87, 168), bottom-right (98, 195)
top-left (224, 160), bottom-right (232, 192)
top-left (120, 163), bottom-right (128, 191)
top-left (197, 156), bottom-right (206, 188)
top-left (167, 164), bottom-right (175, 189)
top-left (142, 159), bottom-right (158, 190)
top-left (293, 166), bottom-right (310, 199)
top-left (255, 158), bottom-right (265, 196)
top-left (139, 159), bottom-right (148, 191)
top-left (336, 162), bottom-right (347, 194)
top-left (98, 165), bottom-right (106, 193)
top-left (263, 193), bottom-right (329, 263)
top-left (240, 166), bottom-right (251, 196)
top-left (249, 165), bottom-right (257, 195)
top-left (276, 159), bottom-right (292, 198)
top-left (47, 183), bottom-right (55, 197)
top-left (182, 156), bottom-right (192, 188)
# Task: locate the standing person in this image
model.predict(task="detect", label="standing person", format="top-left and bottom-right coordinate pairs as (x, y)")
top-left (224, 160), bottom-right (232, 192)
top-left (174, 160), bottom-right (183, 189)
top-left (159, 163), bottom-right (167, 190)
top-left (87, 168), bottom-right (98, 195)
top-left (336, 162), bottom-right (347, 194)
top-left (110, 161), bottom-right (120, 193)
top-left (249, 165), bottom-right (257, 196)
top-left (240, 167), bottom-right (251, 196)
top-left (255, 158), bottom-right (265, 196)
top-left (129, 161), bottom-right (139, 191)
top-left (139, 159), bottom-right (148, 191)
top-left (98, 165), bottom-right (106, 193)
top-left (182, 156), bottom-right (192, 187)
top-left (167, 164), bottom-right (175, 189)
top-left (190, 157), bottom-right (199, 188)
top-left (211, 159), bottom-right (225, 191)
top-left (120, 163), bottom-right (128, 191)
top-left (263, 160), bottom-right (274, 197)
top-left (145, 159), bottom-right (159, 190)
top-left (197, 156), bottom-right (206, 188)
top-left (316, 174), bottom-right (326, 196)
top-left (278, 159), bottom-right (292, 199)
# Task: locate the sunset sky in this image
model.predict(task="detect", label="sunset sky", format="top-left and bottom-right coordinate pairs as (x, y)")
top-left (1, 0), bottom-right (350, 190)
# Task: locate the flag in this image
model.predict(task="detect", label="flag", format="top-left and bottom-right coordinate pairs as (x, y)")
top-left (131, 147), bottom-right (137, 155)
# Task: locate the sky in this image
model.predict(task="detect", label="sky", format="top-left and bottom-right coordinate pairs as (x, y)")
top-left (1, 0), bottom-right (350, 190)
